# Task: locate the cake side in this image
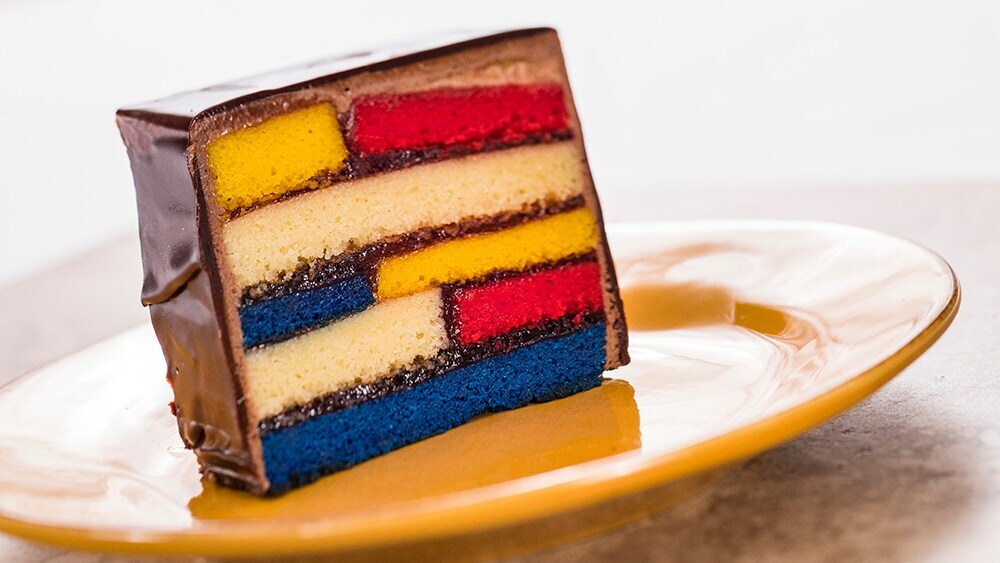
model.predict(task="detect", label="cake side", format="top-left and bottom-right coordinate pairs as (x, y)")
top-left (547, 33), bottom-right (629, 369)
top-left (116, 115), bottom-right (268, 492)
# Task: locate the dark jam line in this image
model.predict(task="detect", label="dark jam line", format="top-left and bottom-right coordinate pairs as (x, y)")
top-left (226, 129), bottom-right (574, 221)
top-left (346, 129), bottom-right (574, 177)
top-left (256, 310), bottom-right (606, 436)
top-left (239, 196), bottom-right (586, 307)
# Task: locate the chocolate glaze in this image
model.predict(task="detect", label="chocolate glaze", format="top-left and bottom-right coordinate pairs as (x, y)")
top-left (148, 271), bottom-right (257, 484)
top-left (258, 311), bottom-right (606, 435)
top-left (116, 118), bottom-right (200, 305)
top-left (116, 28), bottom-right (628, 495)
top-left (240, 196), bottom-right (586, 307)
top-left (117, 29), bottom-right (557, 131)
top-left (117, 115), bottom-right (263, 492)
top-left (347, 129), bottom-right (574, 178)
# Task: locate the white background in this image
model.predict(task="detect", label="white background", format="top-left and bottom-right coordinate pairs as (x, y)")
top-left (1, 0), bottom-right (998, 287)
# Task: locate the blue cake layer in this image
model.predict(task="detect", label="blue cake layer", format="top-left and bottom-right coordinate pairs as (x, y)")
top-left (261, 323), bottom-right (608, 492)
top-left (239, 275), bottom-right (374, 348)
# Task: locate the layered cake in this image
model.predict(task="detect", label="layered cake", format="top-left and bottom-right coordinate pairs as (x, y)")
top-left (117, 28), bottom-right (629, 494)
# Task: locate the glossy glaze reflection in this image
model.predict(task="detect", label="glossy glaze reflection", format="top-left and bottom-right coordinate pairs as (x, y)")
top-left (0, 221), bottom-right (958, 557)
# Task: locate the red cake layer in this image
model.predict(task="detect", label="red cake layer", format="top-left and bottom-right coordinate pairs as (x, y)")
top-left (451, 260), bottom-right (603, 346)
top-left (349, 83), bottom-right (569, 155)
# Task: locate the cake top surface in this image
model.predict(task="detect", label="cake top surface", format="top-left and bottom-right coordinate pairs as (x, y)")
top-left (116, 28), bottom-right (554, 131)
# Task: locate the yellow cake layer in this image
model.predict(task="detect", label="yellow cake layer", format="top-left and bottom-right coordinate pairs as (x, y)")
top-left (223, 142), bottom-right (586, 289)
top-left (244, 290), bottom-right (447, 419)
top-left (206, 104), bottom-right (348, 213)
top-left (377, 208), bottom-right (598, 300)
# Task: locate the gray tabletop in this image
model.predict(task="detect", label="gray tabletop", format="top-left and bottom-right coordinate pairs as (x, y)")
top-left (1, 183), bottom-right (996, 562)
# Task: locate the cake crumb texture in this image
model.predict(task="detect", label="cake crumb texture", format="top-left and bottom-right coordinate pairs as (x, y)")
top-left (239, 274), bottom-right (374, 348)
top-left (376, 208), bottom-right (597, 299)
top-left (222, 143), bottom-right (586, 289)
top-left (245, 289), bottom-right (447, 418)
top-left (206, 104), bottom-right (348, 212)
top-left (452, 260), bottom-right (604, 345)
top-left (349, 83), bottom-right (569, 155)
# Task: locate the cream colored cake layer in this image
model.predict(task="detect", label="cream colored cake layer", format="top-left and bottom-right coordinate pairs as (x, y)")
top-left (223, 142), bottom-right (586, 289)
top-left (245, 290), bottom-right (448, 418)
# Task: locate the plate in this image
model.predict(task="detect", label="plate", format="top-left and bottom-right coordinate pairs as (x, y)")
top-left (0, 221), bottom-right (959, 559)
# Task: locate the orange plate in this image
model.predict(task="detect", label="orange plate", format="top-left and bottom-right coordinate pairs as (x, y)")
top-left (0, 221), bottom-right (959, 559)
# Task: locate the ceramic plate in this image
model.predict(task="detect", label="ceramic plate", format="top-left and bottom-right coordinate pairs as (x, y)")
top-left (0, 221), bottom-right (959, 559)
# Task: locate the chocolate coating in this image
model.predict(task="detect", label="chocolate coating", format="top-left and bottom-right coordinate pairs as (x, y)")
top-left (117, 115), bottom-right (263, 491)
top-left (117, 29), bottom-right (557, 132)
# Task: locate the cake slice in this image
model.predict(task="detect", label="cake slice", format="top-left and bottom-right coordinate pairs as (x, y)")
top-left (117, 28), bottom-right (629, 495)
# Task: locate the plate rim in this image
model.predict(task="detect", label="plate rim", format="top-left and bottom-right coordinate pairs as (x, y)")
top-left (0, 220), bottom-right (962, 557)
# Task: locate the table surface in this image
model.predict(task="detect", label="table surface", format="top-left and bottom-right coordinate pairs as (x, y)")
top-left (1, 182), bottom-right (997, 562)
